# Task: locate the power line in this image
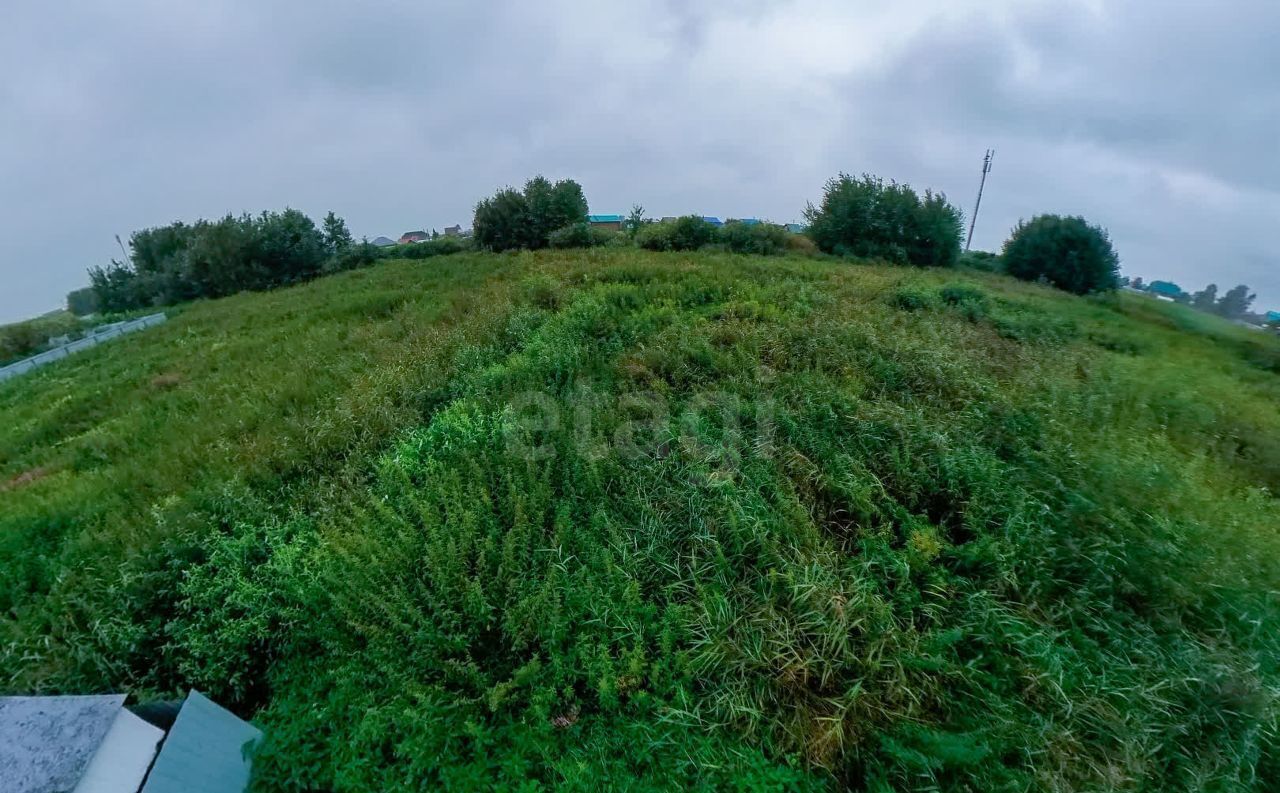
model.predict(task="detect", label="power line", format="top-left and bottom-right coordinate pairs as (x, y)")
top-left (965, 149), bottom-right (994, 252)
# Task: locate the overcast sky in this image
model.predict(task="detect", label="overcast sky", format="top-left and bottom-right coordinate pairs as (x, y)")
top-left (2, 0), bottom-right (1277, 322)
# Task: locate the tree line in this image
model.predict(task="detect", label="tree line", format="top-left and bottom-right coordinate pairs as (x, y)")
top-left (85, 209), bottom-right (358, 313)
top-left (73, 170), bottom-right (1128, 315)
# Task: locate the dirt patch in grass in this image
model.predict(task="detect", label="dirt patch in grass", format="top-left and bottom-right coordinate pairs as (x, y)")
top-left (2, 466), bottom-right (52, 492)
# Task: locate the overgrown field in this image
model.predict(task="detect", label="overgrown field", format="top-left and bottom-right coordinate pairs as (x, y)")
top-left (2, 250), bottom-right (1278, 790)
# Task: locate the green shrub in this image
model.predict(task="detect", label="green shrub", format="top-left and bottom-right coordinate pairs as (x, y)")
top-left (548, 223), bottom-right (628, 250)
top-left (1001, 215), bottom-right (1120, 295)
top-left (636, 216), bottom-right (718, 252)
top-left (473, 176), bottom-right (589, 251)
top-left (87, 209), bottom-right (335, 311)
top-left (890, 286), bottom-right (937, 311)
top-left (959, 250), bottom-right (1002, 273)
top-left (716, 222), bottom-right (789, 255)
top-left (804, 173), bottom-right (963, 267)
top-left (395, 237), bottom-right (469, 259)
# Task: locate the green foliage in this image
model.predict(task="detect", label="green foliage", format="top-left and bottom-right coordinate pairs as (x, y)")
top-left (321, 211), bottom-right (353, 254)
top-left (624, 204), bottom-right (647, 238)
top-left (2, 250), bottom-right (1279, 791)
top-left (87, 209), bottom-right (344, 311)
top-left (473, 176), bottom-right (589, 251)
top-left (958, 250), bottom-right (1001, 273)
top-left (716, 221), bottom-right (790, 255)
top-left (804, 173), bottom-right (963, 267)
top-left (547, 223), bottom-right (620, 249)
top-left (635, 215), bottom-right (718, 251)
top-left (394, 236), bottom-right (470, 259)
top-left (1001, 214), bottom-right (1120, 295)
top-left (1216, 284), bottom-right (1257, 320)
top-left (0, 312), bottom-right (86, 365)
top-left (66, 287), bottom-right (101, 316)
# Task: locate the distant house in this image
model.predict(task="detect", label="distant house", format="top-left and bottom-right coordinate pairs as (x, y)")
top-left (1267, 310), bottom-right (1280, 324)
top-left (784, 223), bottom-right (806, 234)
top-left (443, 225), bottom-right (462, 237)
top-left (1146, 281), bottom-right (1184, 301)
top-left (0, 690), bottom-right (261, 793)
top-left (701, 217), bottom-right (724, 227)
top-left (371, 236), bottom-right (396, 247)
top-left (398, 231), bottom-right (430, 244)
top-left (587, 214), bottom-right (624, 231)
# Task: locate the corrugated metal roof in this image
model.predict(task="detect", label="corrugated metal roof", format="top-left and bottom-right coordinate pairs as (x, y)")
top-left (587, 214), bottom-right (624, 223)
top-left (0, 694), bottom-right (126, 793)
top-left (141, 691), bottom-right (262, 793)
top-left (701, 217), bottom-right (723, 226)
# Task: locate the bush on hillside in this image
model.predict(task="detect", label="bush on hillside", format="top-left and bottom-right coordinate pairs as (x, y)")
top-left (1002, 215), bottom-right (1120, 295)
top-left (716, 222), bottom-right (789, 256)
top-left (473, 176), bottom-right (589, 251)
top-left (66, 287), bottom-right (101, 316)
top-left (804, 173), bottom-right (963, 267)
top-left (395, 237), bottom-right (470, 260)
top-left (636, 216), bottom-right (718, 252)
top-left (959, 250), bottom-right (1002, 273)
top-left (87, 209), bottom-right (347, 312)
top-left (547, 223), bottom-right (623, 249)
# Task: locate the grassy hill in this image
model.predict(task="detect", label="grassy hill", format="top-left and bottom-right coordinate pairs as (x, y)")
top-left (2, 250), bottom-right (1278, 790)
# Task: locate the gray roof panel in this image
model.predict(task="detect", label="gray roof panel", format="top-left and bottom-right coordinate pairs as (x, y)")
top-left (0, 694), bottom-right (126, 793)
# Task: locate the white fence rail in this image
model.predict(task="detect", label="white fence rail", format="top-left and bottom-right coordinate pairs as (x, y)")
top-left (0, 313), bottom-right (167, 384)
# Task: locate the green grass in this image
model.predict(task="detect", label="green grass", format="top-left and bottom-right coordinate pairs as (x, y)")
top-left (2, 250), bottom-right (1278, 791)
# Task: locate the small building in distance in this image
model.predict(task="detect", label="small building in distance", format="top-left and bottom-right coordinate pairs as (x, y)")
top-left (398, 231), bottom-right (430, 244)
top-left (1267, 310), bottom-right (1280, 324)
top-left (370, 236), bottom-right (396, 247)
top-left (588, 214), bottom-right (624, 231)
top-left (443, 225), bottom-right (463, 237)
top-left (784, 223), bottom-right (806, 234)
top-left (701, 217), bottom-right (724, 227)
top-left (1146, 280), bottom-right (1184, 301)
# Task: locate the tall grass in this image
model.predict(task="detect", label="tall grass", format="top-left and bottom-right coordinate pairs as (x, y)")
top-left (2, 250), bottom-right (1277, 790)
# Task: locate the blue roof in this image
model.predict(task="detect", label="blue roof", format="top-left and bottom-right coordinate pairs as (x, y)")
top-left (1147, 280), bottom-right (1183, 297)
top-left (1267, 310), bottom-right (1280, 322)
top-left (142, 690), bottom-right (262, 793)
top-left (587, 214), bottom-right (624, 223)
top-left (735, 218), bottom-right (761, 225)
top-left (701, 217), bottom-right (723, 226)
top-left (784, 223), bottom-right (806, 233)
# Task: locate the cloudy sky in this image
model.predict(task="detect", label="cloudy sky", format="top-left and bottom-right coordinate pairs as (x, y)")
top-left (2, 0), bottom-right (1277, 322)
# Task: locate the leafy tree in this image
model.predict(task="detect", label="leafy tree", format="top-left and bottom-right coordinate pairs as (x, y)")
top-left (66, 287), bottom-right (101, 316)
top-left (322, 211), bottom-right (354, 254)
top-left (1215, 285), bottom-right (1256, 320)
top-left (88, 209), bottom-right (330, 310)
top-left (624, 204), bottom-right (647, 238)
top-left (803, 173), bottom-right (963, 267)
top-left (474, 176), bottom-right (589, 251)
top-left (1191, 284), bottom-right (1219, 312)
top-left (473, 188), bottom-right (529, 252)
top-left (1130, 276), bottom-right (1145, 290)
top-left (716, 221), bottom-right (789, 255)
top-left (1001, 215), bottom-right (1120, 295)
top-left (636, 216), bottom-right (718, 252)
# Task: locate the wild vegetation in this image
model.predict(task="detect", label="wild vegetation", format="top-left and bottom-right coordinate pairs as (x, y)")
top-left (804, 173), bottom-right (963, 267)
top-left (1002, 215), bottom-right (1120, 295)
top-left (86, 208), bottom-right (356, 312)
top-left (3, 246), bottom-right (1278, 791)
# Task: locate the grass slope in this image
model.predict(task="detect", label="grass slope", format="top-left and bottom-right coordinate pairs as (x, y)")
top-left (2, 250), bottom-right (1278, 791)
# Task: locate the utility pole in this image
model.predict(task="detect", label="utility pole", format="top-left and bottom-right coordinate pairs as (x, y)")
top-left (965, 149), bottom-right (994, 252)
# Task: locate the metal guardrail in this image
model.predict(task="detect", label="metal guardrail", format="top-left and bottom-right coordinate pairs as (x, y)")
top-left (0, 313), bottom-right (167, 384)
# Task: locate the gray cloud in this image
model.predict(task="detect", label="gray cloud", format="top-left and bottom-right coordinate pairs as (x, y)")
top-left (1, 0), bottom-right (1277, 322)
